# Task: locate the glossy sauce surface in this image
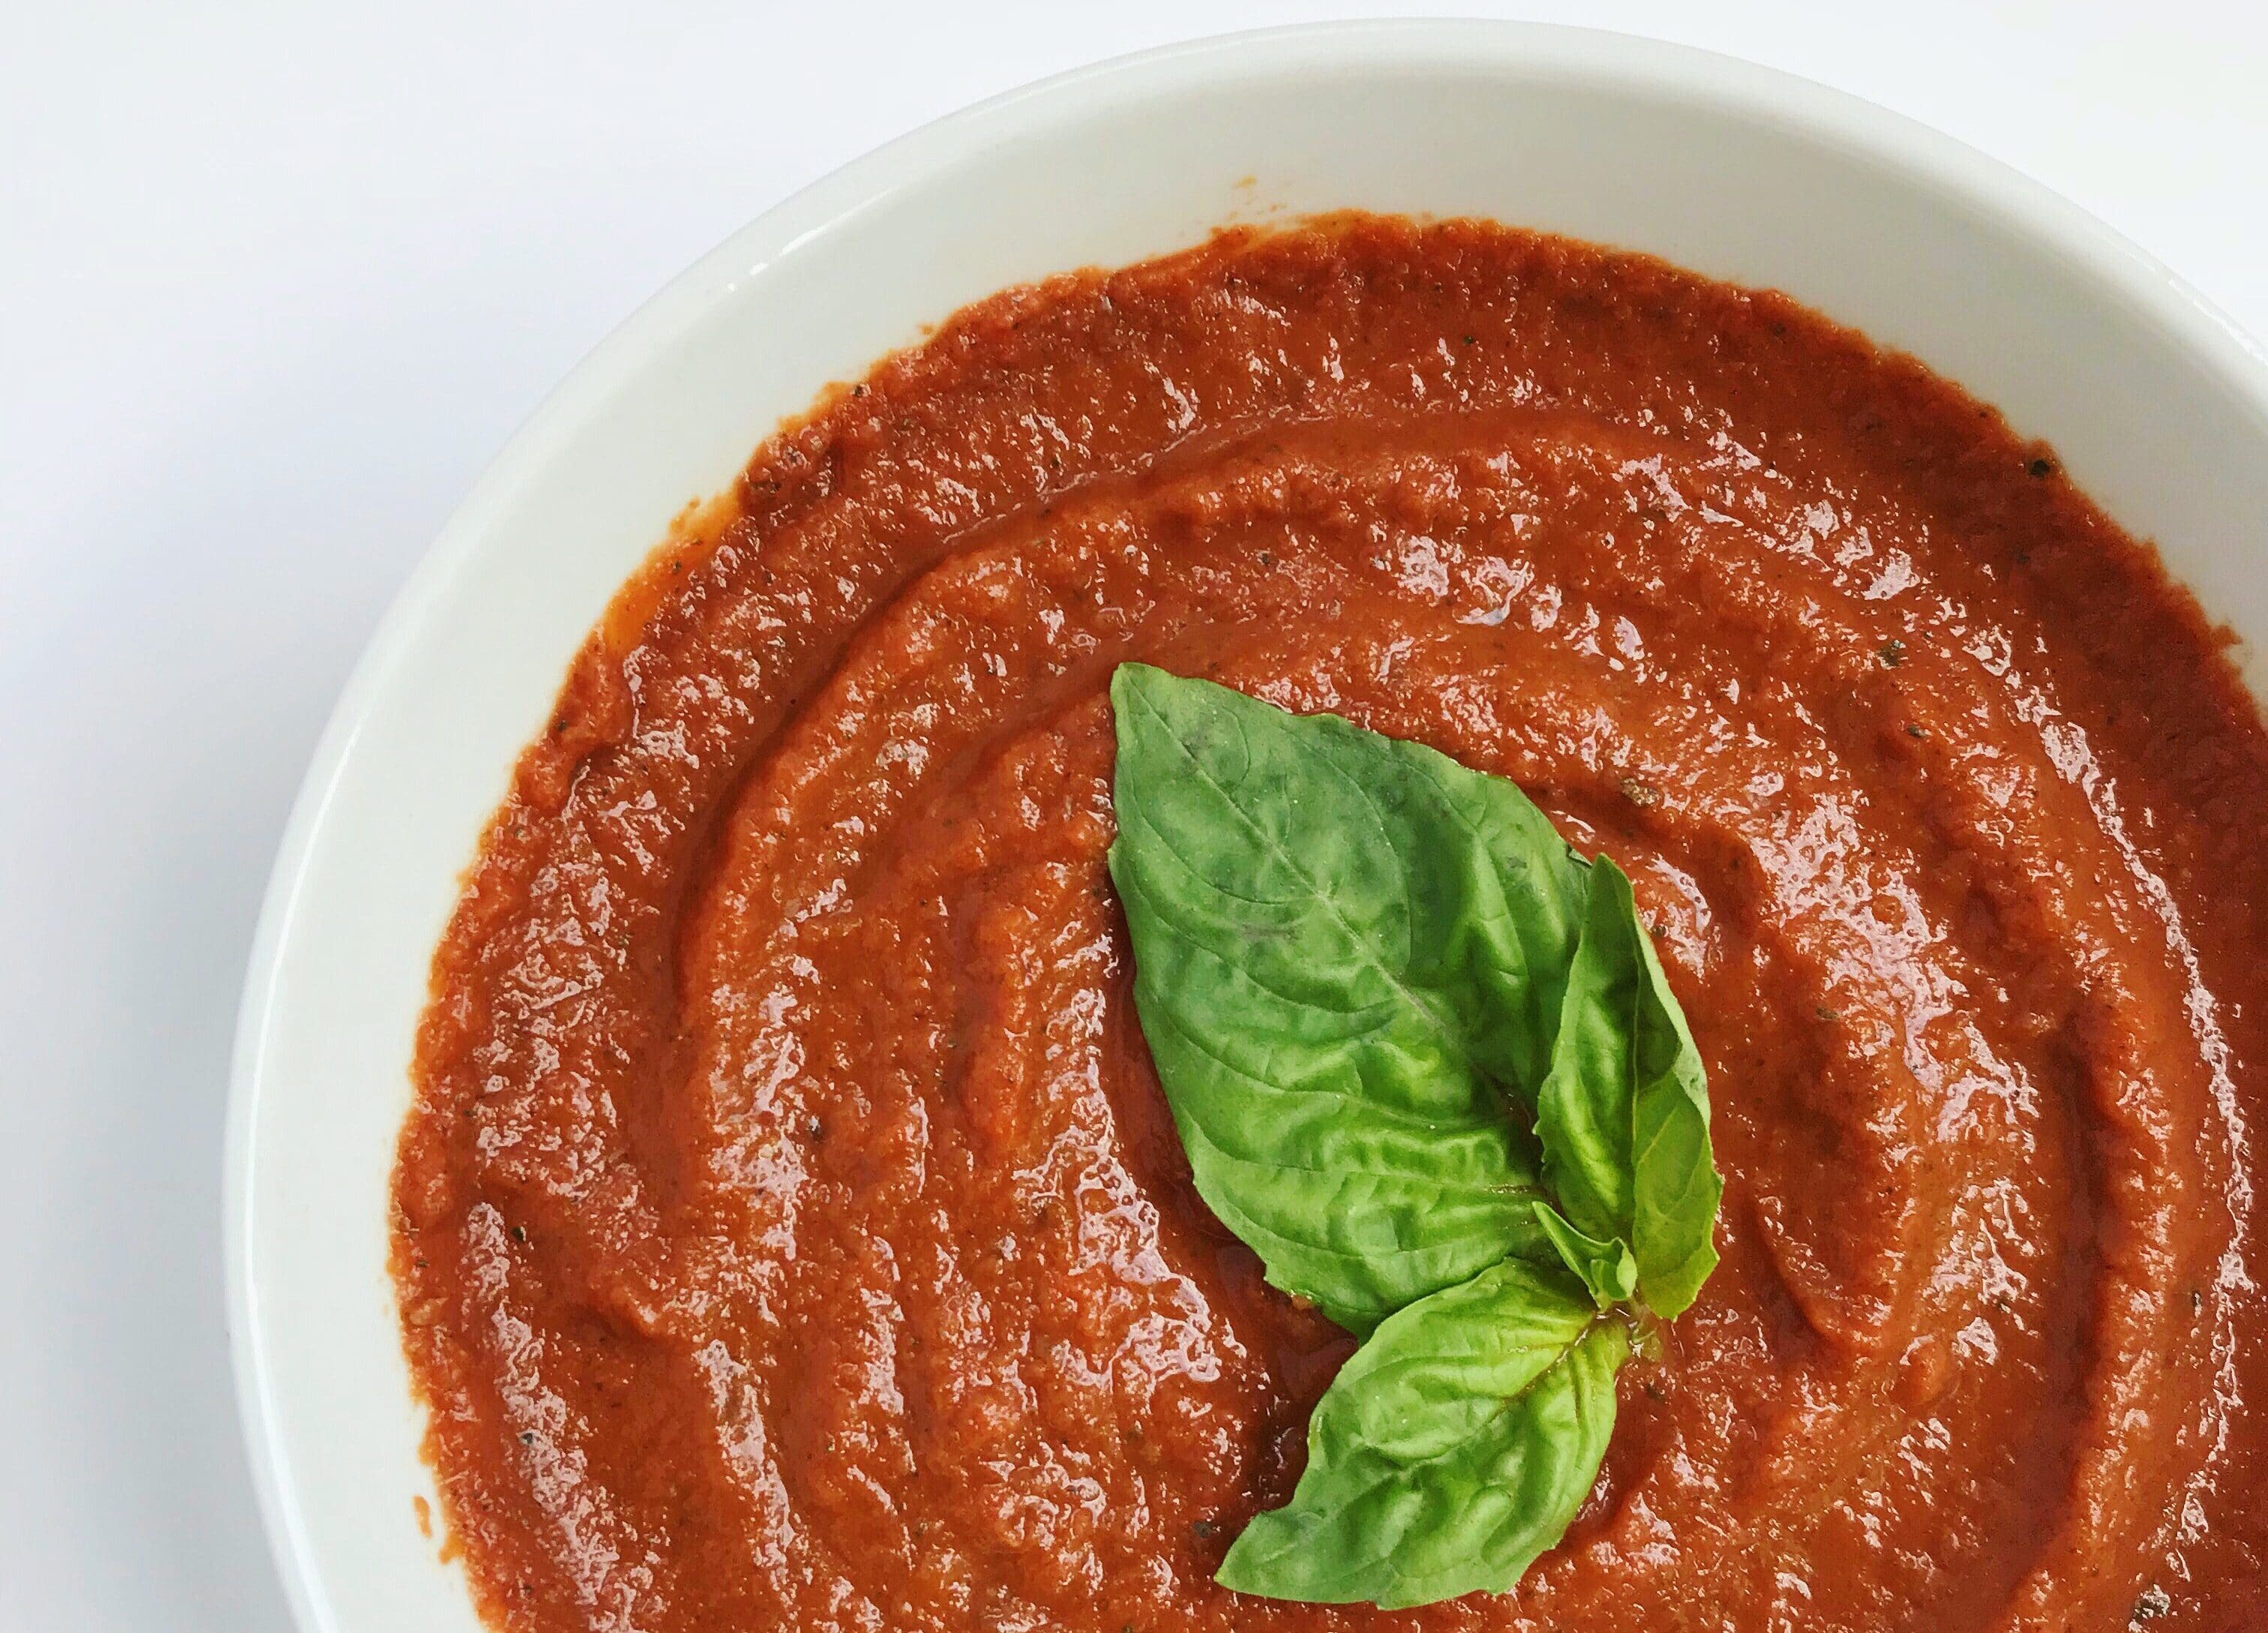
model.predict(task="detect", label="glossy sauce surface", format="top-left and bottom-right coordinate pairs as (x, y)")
top-left (394, 218), bottom-right (2268, 1631)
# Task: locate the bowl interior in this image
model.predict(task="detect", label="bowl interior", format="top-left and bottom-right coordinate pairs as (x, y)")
top-left (229, 23), bottom-right (2268, 1633)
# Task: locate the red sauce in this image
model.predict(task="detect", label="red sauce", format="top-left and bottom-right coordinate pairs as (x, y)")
top-left (393, 217), bottom-right (2268, 1631)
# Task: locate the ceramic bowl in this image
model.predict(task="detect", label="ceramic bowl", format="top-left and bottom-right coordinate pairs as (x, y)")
top-left (226, 22), bottom-right (2268, 1631)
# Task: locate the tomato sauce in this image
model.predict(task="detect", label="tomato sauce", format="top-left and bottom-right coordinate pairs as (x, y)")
top-left (394, 217), bottom-right (2268, 1631)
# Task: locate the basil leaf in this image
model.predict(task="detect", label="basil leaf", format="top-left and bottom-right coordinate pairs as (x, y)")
top-left (1106, 664), bottom-right (1722, 1608)
top-left (1215, 1258), bottom-right (1626, 1609)
top-left (1533, 856), bottom-right (1721, 1319)
top-left (1106, 665), bottom-right (1590, 1331)
top-left (1532, 1200), bottom-right (1637, 1310)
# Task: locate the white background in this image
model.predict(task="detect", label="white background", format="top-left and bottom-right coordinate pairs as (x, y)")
top-left (3, 2), bottom-right (2264, 1628)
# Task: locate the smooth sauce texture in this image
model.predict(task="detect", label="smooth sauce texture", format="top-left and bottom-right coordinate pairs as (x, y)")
top-left (394, 218), bottom-right (2268, 1631)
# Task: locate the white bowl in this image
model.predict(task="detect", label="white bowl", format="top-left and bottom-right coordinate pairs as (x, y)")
top-left (226, 21), bottom-right (2268, 1633)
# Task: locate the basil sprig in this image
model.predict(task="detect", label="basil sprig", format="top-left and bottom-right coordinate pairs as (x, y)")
top-left (1106, 664), bottom-right (1720, 1607)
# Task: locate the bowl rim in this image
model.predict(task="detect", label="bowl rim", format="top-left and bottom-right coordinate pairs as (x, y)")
top-left (223, 19), bottom-right (2268, 1633)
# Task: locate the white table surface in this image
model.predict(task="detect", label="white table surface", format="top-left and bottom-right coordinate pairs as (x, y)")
top-left (3, 2), bottom-right (2264, 1628)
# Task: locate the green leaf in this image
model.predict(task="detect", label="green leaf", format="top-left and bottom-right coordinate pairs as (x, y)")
top-left (1215, 1257), bottom-right (1627, 1609)
top-left (1532, 1201), bottom-right (1637, 1310)
top-left (1105, 664), bottom-right (1723, 1607)
top-left (1533, 856), bottom-right (1721, 1319)
top-left (1106, 665), bottom-right (1591, 1331)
